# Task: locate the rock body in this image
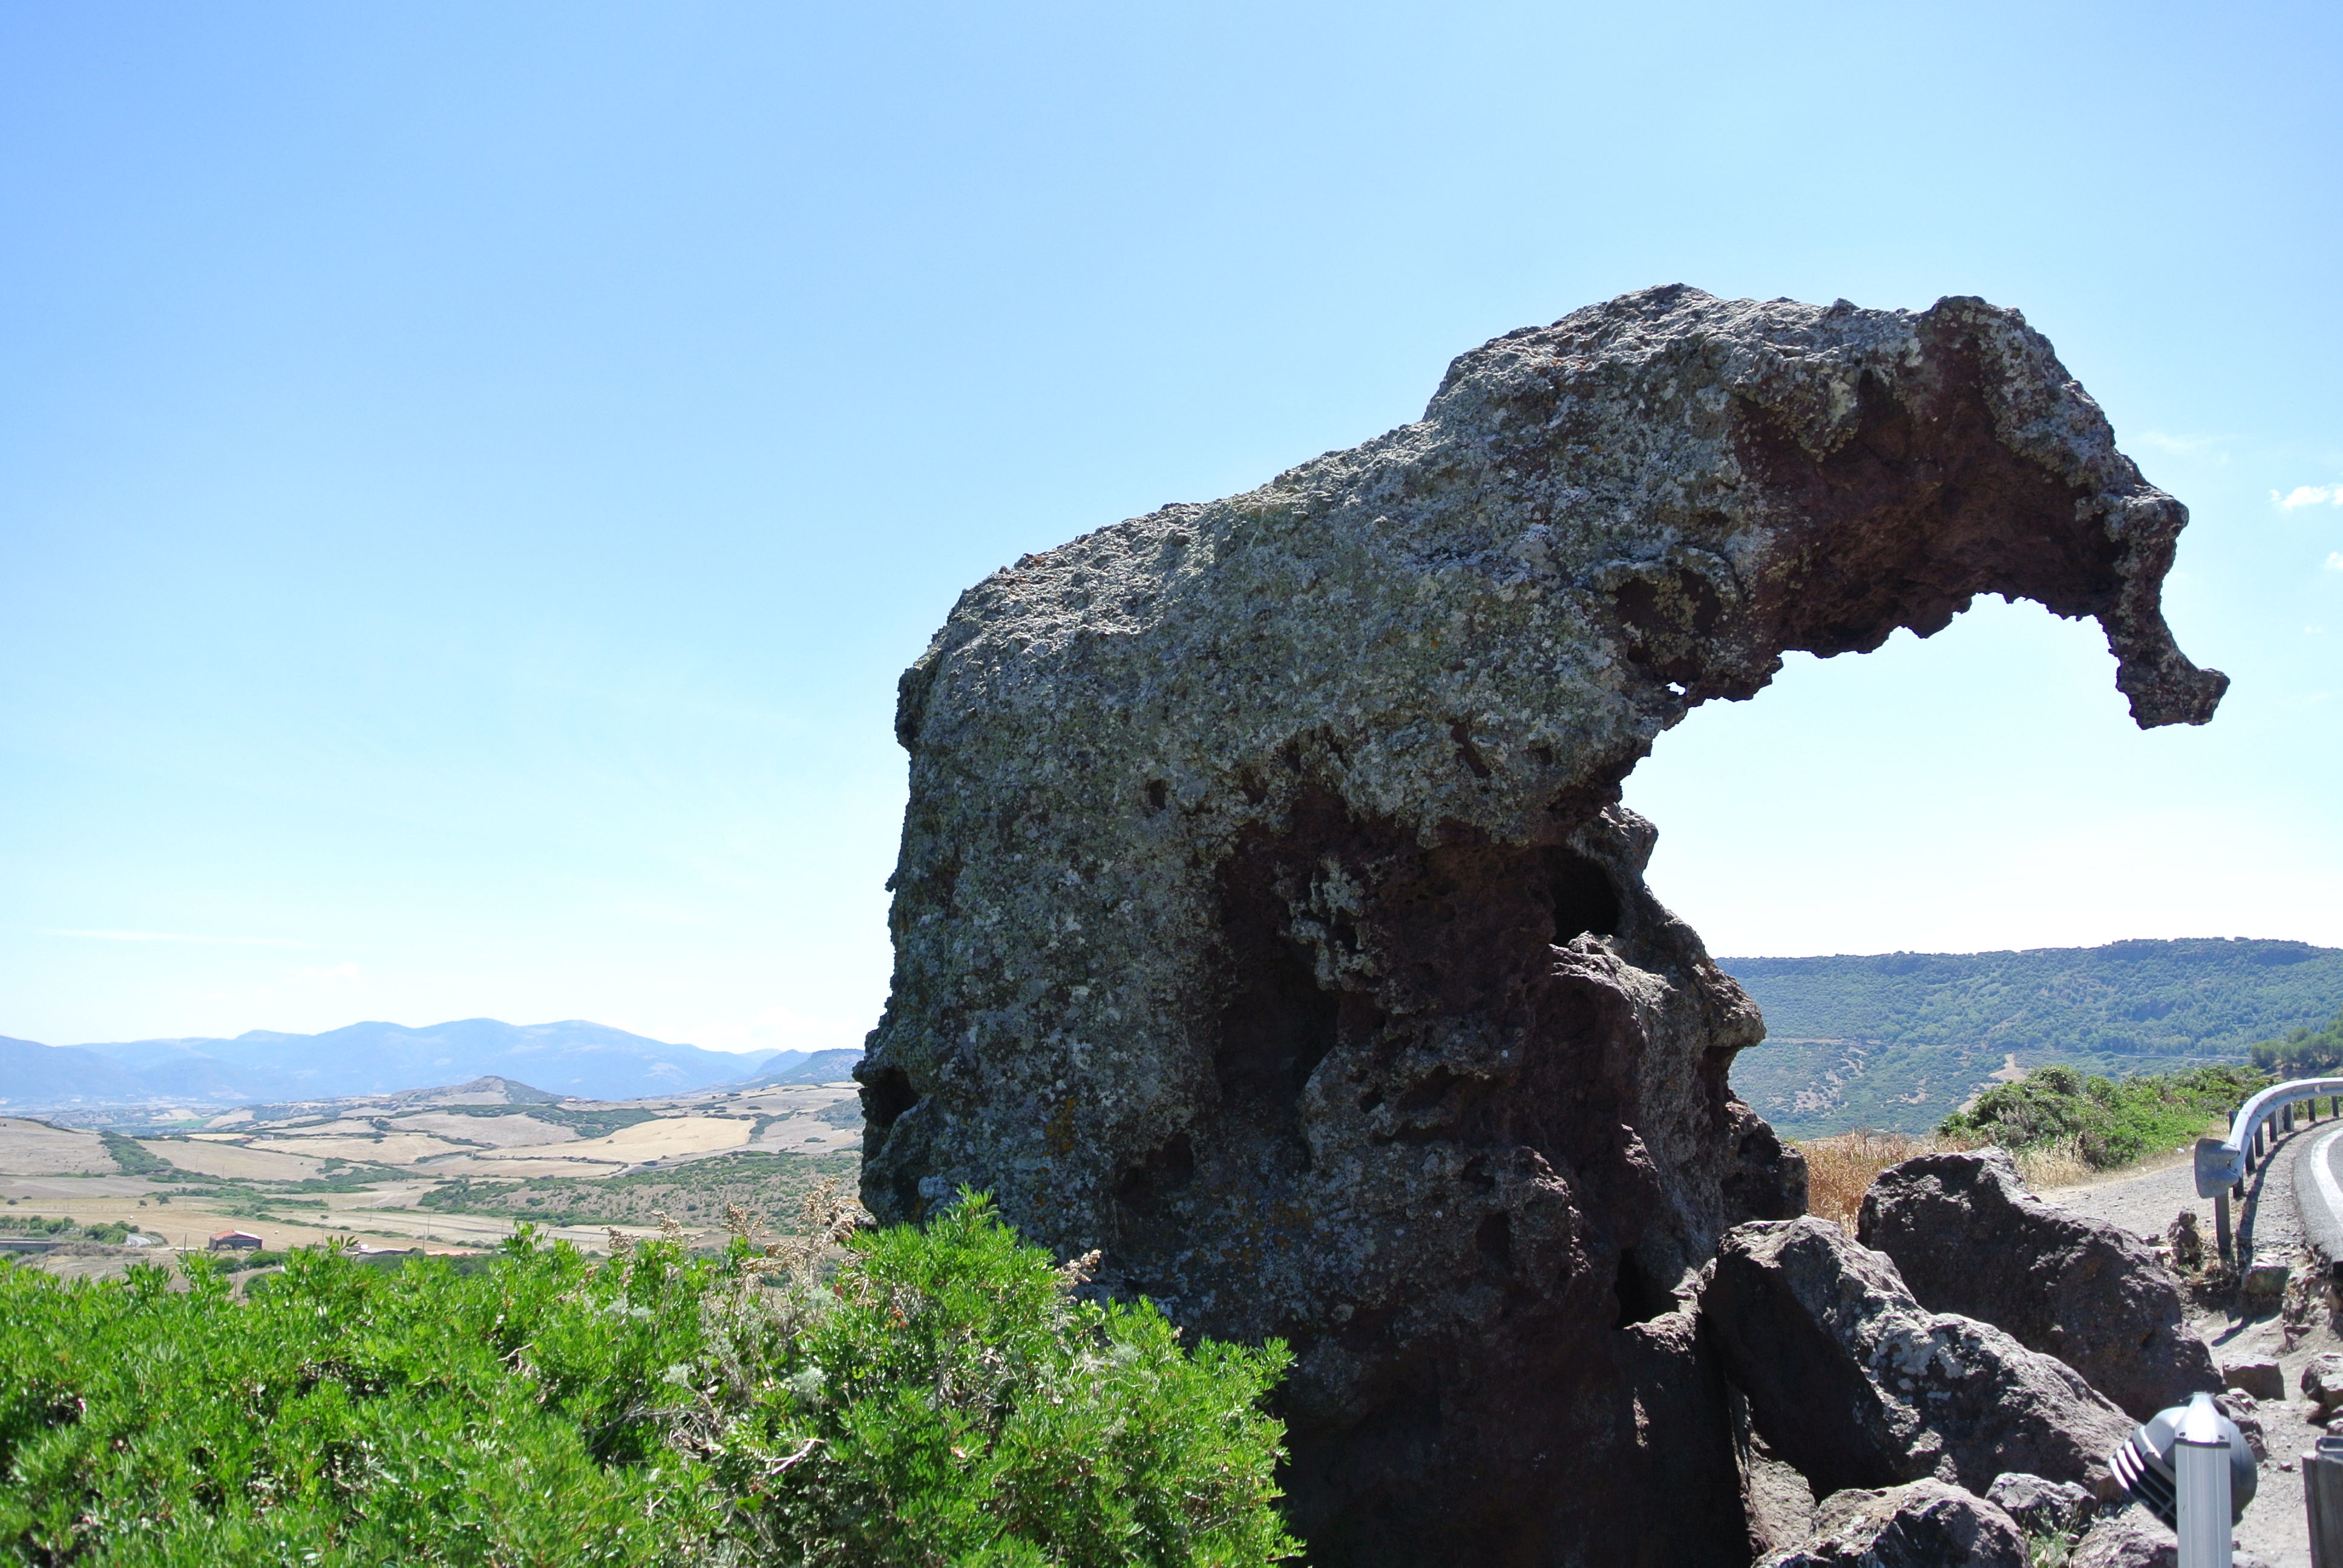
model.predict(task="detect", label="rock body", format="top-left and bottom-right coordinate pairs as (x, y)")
top-left (860, 286), bottom-right (2223, 1563)
top-left (1756, 1481), bottom-right (2027, 1568)
top-left (1985, 1472), bottom-right (2097, 1541)
top-left (1703, 1218), bottom-right (2134, 1497)
top-left (2070, 1510), bottom-right (2276, 1568)
top-left (1858, 1150), bottom-right (2220, 1419)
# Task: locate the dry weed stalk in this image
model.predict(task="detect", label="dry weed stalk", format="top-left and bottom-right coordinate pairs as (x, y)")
top-left (1797, 1128), bottom-right (2093, 1232)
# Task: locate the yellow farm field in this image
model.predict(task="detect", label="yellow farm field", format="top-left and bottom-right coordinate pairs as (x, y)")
top-left (141, 1139), bottom-right (327, 1182)
top-left (0, 1118), bottom-right (116, 1176)
top-left (251, 1132), bottom-right (471, 1163)
top-left (480, 1115), bottom-right (751, 1164)
top-left (389, 1112), bottom-right (577, 1148)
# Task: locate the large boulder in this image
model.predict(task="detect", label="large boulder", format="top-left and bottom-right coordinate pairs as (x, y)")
top-left (1757, 1480), bottom-right (2027, 1568)
top-left (860, 286), bottom-right (2221, 1563)
top-left (1986, 1471), bottom-right (2097, 1540)
top-left (2069, 1510), bottom-right (2276, 1568)
top-left (1703, 1217), bottom-right (2135, 1497)
top-left (1858, 1149), bottom-right (2219, 1419)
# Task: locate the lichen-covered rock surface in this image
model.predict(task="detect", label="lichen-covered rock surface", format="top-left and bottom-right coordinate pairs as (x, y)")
top-left (1756, 1480), bottom-right (2028, 1568)
top-left (1703, 1217), bottom-right (2134, 1498)
top-left (1858, 1149), bottom-right (2221, 1419)
top-left (859, 285), bottom-right (2223, 1564)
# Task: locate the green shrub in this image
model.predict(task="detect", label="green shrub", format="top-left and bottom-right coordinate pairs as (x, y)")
top-left (1939, 1062), bottom-right (2265, 1169)
top-left (0, 1191), bottom-right (1296, 1566)
top-left (2250, 1006), bottom-right (2343, 1077)
top-left (0, 1215), bottom-right (131, 1245)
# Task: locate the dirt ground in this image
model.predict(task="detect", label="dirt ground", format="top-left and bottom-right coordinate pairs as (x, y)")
top-left (2039, 1116), bottom-right (2341, 1567)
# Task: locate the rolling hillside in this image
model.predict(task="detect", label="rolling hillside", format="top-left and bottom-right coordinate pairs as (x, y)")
top-left (0, 1020), bottom-right (801, 1114)
top-left (1723, 938), bottom-right (2343, 1138)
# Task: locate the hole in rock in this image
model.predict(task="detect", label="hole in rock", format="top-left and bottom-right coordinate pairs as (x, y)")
top-left (1447, 720), bottom-right (1493, 779)
top-left (1115, 1131), bottom-right (1196, 1215)
top-left (1476, 1212), bottom-right (1513, 1274)
top-left (1612, 1246), bottom-right (1671, 1327)
top-left (1144, 780), bottom-right (1168, 812)
top-left (861, 1067), bottom-right (921, 1131)
top-left (1215, 938), bottom-right (1340, 1132)
top-left (1544, 848), bottom-right (1619, 942)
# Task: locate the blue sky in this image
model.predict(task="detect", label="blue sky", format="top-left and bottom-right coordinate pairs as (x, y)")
top-left (3, 2), bottom-right (2338, 1054)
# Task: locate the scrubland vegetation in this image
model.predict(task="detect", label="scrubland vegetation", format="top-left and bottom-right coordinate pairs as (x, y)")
top-left (1939, 1062), bottom-right (2261, 1169)
top-left (2250, 1004), bottom-right (2343, 1077)
top-left (0, 1189), bottom-right (1296, 1566)
top-left (1800, 1060), bottom-right (2267, 1230)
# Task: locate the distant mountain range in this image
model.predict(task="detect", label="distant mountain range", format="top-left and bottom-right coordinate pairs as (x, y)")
top-left (1725, 937), bottom-right (2343, 1138)
top-left (0, 1018), bottom-right (867, 1112)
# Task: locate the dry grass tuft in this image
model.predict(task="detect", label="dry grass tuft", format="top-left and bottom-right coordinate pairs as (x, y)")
top-left (1799, 1131), bottom-right (1949, 1232)
top-left (1794, 1131), bottom-right (2093, 1233)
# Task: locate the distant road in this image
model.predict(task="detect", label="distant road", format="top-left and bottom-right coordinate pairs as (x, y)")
top-left (2293, 1122), bottom-right (2343, 1269)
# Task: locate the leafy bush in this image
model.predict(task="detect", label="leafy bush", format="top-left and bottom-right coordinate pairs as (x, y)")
top-left (0, 1190), bottom-right (1296, 1565)
top-left (0, 1215), bottom-right (130, 1244)
top-left (1938, 1062), bottom-right (2265, 1169)
top-left (2250, 1006), bottom-right (2343, 1076)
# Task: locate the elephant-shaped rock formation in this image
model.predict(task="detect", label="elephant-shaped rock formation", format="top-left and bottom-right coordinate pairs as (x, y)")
top-left (859, 285), bottom-right (2223, 1564)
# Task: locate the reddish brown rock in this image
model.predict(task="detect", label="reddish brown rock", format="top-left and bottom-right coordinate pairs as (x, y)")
top-left (1758, 1481), bottom-right (2028, 1568)
top-left (862, 287), bottom-right (2221, 1564)
top-left (1701, 1217), bottom-right (2134, 1497)
top-left (1857, 1149), bottom-right (2220, 1419)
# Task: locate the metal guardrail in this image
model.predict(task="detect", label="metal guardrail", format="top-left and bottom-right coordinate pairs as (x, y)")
top-left (2192, 1076), bottom-right (2343, 1263)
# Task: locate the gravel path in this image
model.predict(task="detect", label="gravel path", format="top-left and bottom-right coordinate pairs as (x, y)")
top-left (2036, 1118), bottom-right (2341, 1567)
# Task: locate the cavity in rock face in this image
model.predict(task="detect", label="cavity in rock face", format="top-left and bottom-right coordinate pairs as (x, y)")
top-left (859, 286), bottom-right (2223, 1566)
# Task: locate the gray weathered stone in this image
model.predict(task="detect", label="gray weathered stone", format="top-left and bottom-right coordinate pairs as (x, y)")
top-left (2223, 1357), bottom-right (2284, 1402)
top-left (2303, 1350), bottom-right (2343, 1417)
top-left (1987, 1471), bottom-right (2097, 1540)
top-left (1702, 1217), bottom-right (2134, 1497)
top-left (2070, 1508), bottom-right (2275, 1568)
top-left (1757, 1480), bottom-right (2027, 1568)
top-left (860, 285), bottom-right (2221, 1563)
top-left (1857, 1149), bottom-right (2221, 1418)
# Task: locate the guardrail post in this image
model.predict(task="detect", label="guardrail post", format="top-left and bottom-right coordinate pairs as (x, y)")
top-left (2215, 1194), bottom-right (2233, 1265)
top-left (2310, 1436), bottom-right (2343, 1567)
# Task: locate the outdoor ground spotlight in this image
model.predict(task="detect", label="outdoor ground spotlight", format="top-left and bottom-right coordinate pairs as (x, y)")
top-left (2111, 1391), bottom-right (2258, 1532)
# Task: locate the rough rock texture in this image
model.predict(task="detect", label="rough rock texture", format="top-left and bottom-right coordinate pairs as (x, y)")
top-left (1756, 1481), bottom-right (2027, 1568)
top-left (2218, 1390), bottom-right (2269, 1462)
top-left (2070, 1509), bottom-right (2275, 1568)
top-left (1735, 1385), bottom-right (1821, 1558)
top-left (860, 286), bottom-right (2222, 1563)
top-left (1987, 1472), bottom-right (2097, 1540)
top-left (1702, 1217), bottom-right (2134, 1497)
top-left (1857, 1149), bottom-right (2220, 1419)
top-left (2302, 1351), bottom-right (2343, 1417)
top-left (2224, 1357), bottom-right (2285, 1402)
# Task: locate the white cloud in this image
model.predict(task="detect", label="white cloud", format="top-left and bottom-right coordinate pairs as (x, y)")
top-left (2276, 485), bottom-right (2343, 509)
top-left (2327, 552), bottom-right (2343, 572)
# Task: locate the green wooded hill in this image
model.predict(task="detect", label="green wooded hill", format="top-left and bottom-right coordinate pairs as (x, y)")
top-left (1724, 938), bottom-right (2343, 1138)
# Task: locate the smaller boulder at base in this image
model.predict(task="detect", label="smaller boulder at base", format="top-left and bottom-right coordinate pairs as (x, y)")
top-left (1756, 1480), bottom-right (2025, 1568)
top-left (2069, 1508), bottom-right (2276, 1568)
top-left (1986, 1472), bottom-right (2097, 1541)
top-left (1856, 1149), bottom-right (2219, 1420)
top-left (2222, 1357), bottom-right (2284, 1402)
top-left (1703, 1217), bottom-right (2134, 1498)
top-left (2302, 1351), bottom-right (2343, 1419)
